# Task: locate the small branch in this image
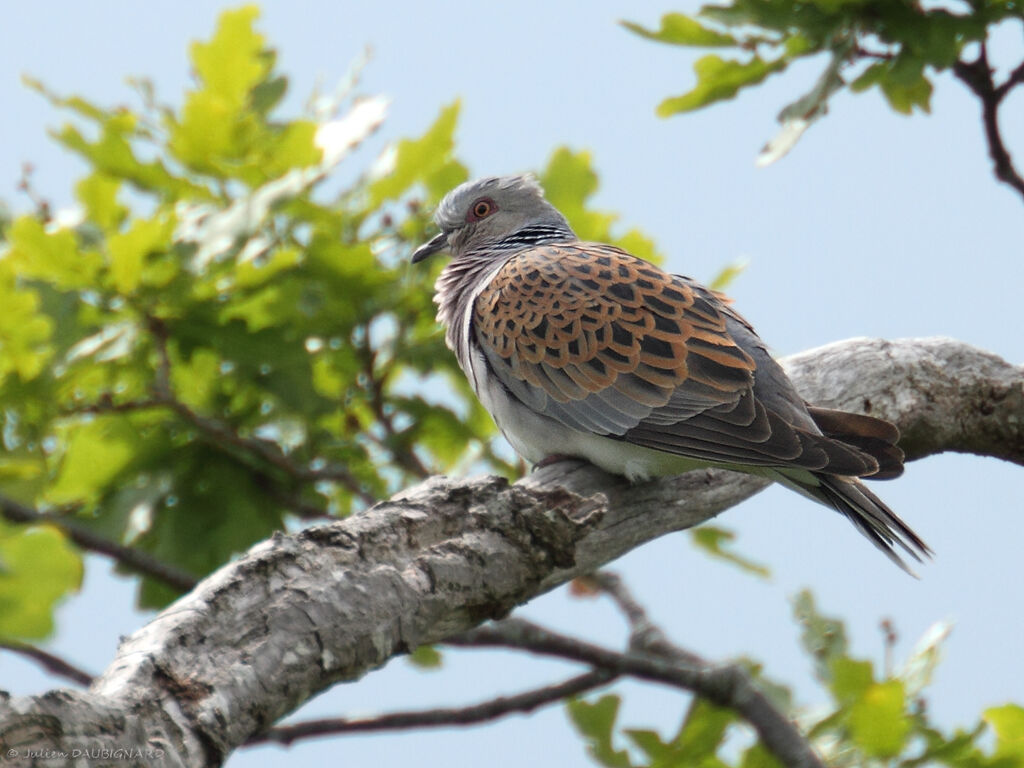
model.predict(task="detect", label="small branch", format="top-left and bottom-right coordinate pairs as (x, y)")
top-left (60, 397), bottom-right (165, 416)
top-left (0, 493), bottom-right (198, 594)
top-left (585, 571), bottom-right (702, 664)
top-left (853, 45), bottom-right (895, 61)
top-left (146, 317), bottom-right (378, 507)
top-left (248, 669), bottom-right (615, 747)
top-left (16, 162), bottom-right (51, 222)
top-left (0, 641), bottom-right (95, 687)
top-left (994, 59), bottom-right (1024, 102)
top-left (359, 340), bottom-right (432, 480)
top-left (450, 618), bottom-right (823, 768)
top-left (953, 48), bottom-right (1024, 201)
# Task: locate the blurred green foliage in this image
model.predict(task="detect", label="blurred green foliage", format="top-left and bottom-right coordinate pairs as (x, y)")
top-left (625, 1), bottom-right (1022, 161)
top-left (0, 5), bottom-right (657, 621)
top-left (569, 593), bottom-right (1020, 768)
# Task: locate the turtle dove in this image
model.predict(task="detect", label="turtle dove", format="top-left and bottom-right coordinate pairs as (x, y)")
top-left (412, 174), bottom-right (930, 572)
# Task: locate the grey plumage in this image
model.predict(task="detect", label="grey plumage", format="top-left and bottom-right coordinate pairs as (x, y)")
top-left (412, 174), bottom-right (930, 572)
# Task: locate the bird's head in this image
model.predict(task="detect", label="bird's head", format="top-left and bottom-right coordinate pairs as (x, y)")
top-left (411, 174), bottom-right (572, 263)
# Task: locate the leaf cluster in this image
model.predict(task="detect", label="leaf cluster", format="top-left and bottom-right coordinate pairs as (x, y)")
top-left (624, 1), bottom-right (1022, 161)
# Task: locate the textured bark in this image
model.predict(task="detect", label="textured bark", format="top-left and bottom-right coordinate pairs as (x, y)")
top-left (0, 337), bottom-right (1020, 767)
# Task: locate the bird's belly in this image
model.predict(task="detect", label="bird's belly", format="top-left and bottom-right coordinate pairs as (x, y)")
top-left (476, 365), bottom-right (712, 482)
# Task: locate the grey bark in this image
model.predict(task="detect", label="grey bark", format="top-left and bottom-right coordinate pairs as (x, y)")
top-left (0, 337), bottom-right (1020, 767)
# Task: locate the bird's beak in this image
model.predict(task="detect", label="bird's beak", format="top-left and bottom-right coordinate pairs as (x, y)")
top-left (411, 231), bottom-right (449, 264)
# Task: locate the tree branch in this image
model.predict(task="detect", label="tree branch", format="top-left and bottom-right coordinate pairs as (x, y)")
top-left (0, 494), bottom-right (199, 594)
top-left (0, 642), bottom-right (95, 688)
top-left (0, 338), bottom-right (1018, 766)
top-left (248, 669), bottom-right (615, 747)
top-left (450, 618), bottom-right (823, 768)
top-left (953, 48), bottom-right (1024, 201)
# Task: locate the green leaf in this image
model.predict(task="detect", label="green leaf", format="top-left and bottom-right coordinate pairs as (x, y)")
top-left (658, 55), bottom-right (788, 116)
top-left (7, 216), bottom-right (102, 291)
top-left (829, 656), bottom-right (874, 705)
top-left (792, 589), bottom-right (848, 682)
top-left (850, 61), bottom-right (886, 93)
top-left (0, 521), bottom-right (83, 639)
top-left (740, 743), bottom-right (783, 768)
top-left (46, 415), bottom-right (147, 506)
top-left (401, 401), bottom-right (473, 466)
top-left (851, 56), bottom-right (932, 115)
top-left (407, 645), bottom-right (443, 669)
top-left (367, 102), bottom-right (463, 207)
top-left (135, 450), bottom-right (285, 608)
top-left (76, 173), bottom-right (127, 232)
top-left (847, 680), bottom-right (910, 757)
top-left (691, 525), bottom-right (770, 577)
top-left (251, 75), bottom-right (288, 115)
top-left (169, 347), bottom-right (222, 410)
top-left (0, 265), bottom-right (53, 384)
top-left (541, 147), bottom-right (599, 206)
top-left (566, 694), bottom-right (634, 768)
top-left (170, 90), bottom-right (240, 171)
top-left (670, 697), bottom-right (736, 760)
top-left (107, 214), bottom-right (172, 294)
top-left (985, 704), bottom-right (1024, 760)
top-left (540, 148), bottom-right (661, 263)
top-left (881, 72), bottom-right (933, 115)
top-left (189, 5), bottom-right (268, 109)
top-left (622, 14), bottom-right (736, 47)
top-left (708, 261), bottom-right (748, 292)
top-left (56, 121), bottom-right (203, 198)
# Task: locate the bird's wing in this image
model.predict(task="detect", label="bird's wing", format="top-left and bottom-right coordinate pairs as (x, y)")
top-left (473, 242), bottom-right (880, 474)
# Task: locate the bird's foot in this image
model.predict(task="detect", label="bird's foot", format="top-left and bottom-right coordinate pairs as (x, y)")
top-left (532, 454), bottom-right (579, 471)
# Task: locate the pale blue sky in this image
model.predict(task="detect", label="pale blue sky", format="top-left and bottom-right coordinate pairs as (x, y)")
top-left (1, 2), bottom-right (1021, 767)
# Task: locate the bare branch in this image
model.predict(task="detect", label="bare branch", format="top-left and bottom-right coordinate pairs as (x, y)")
top-left (450, 618), bottom-right (824, 768)
top-left (953, 49), bottom-right (1024, 201)
top-left (249, 669), bottom-right (615, 747)
top-left (0, 493), bottom-right (198, 594)
top-left (0, 338), bottom-right (1018, 766)
top-left (0, 641), bottom-right (95, 687)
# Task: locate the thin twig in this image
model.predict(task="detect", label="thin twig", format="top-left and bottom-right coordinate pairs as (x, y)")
top-left (0, 494), bottom-right (198, 594)
top-left (450, 618), bottom-right (824, 768)
top-left (0, 641), bottom-right (95, 687)
top-left (248, 669), bottom-right (615, 747)
top-left (953, 47), bottom-right (1024, 201)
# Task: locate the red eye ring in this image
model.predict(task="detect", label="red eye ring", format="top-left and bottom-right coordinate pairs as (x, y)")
top-left (467, 197), bottom-right (497, 222)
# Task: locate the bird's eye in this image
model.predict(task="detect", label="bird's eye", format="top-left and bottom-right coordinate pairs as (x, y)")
top-left (467, 197), bottom-right (497, 222)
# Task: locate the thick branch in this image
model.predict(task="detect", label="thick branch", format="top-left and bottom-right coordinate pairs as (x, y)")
top-left (0, 338), bottom-right (1019, 766)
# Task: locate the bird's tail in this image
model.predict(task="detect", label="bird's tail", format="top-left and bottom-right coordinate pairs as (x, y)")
top-left (776, 470), bottom-right (932, 575)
